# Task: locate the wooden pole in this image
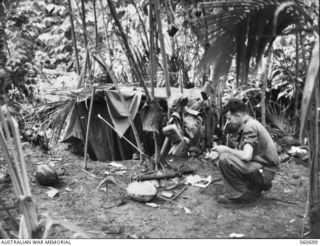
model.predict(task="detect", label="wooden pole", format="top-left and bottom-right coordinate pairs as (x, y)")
top-left (83, 87), bottom-right (95, 170)
top-left (154, 0), bottom-right (171, 99)
top-left (149, 0), bottom-right (160, 170)
top-left (67, 0), bottom-right (80, 75)
top-left (261, 48), bottom-right (272, 126)
top-left (149, 2), bottom-right (156, 99)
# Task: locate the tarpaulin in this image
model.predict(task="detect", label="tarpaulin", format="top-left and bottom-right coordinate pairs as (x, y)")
top-left (140, 102), bottom-right (164, 133)
top-left (63, 93), bottom-right (138, 161)
top-left (104, 90), bottom-right (142, 138)
top-left (61, 87), bottom-right (204, 161)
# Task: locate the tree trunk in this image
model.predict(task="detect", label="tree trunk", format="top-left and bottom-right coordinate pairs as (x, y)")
top-left (67, 0), bottom-right (80, 75)
top-left (80, 0), bottom-right (91, 78)
top-left (0, 2), bottom-right (7, 68)
top-left (99, 0), bottom-right (112, 64)
top-left (93, 0), bottom-right (98, 48)
top-left (294, 30), bottom-right (300, 125)
top-left (0, 2), bottom-right (8, 94)
top-left (300, 31), bottom-right (307, 71)
top-left (261, 49), bottom-right (272, 126)
top-left (309, 77), bottom-right (320, 238)
top-left (154, 0), bottom-right (171, 99)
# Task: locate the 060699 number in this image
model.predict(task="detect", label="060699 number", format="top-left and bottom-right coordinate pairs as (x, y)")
top-left (300, 240), bottom-right (318, 244)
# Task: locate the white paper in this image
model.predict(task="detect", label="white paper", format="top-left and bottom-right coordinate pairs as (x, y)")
top-left (229, 233), bottom-right (245, 238)
top-left (46, 187), bottom-right (59, 198)
top-left (145, 202), bottom-right (159, 208)
top-left (184, 175), bottom-right (213, 188)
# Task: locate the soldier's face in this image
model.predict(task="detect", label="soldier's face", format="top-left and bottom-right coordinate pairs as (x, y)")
top-left (224, 111), bottom-right (241, 132)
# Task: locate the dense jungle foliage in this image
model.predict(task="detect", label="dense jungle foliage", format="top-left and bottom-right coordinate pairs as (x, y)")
top-left (0, 0), bottom-right (319, 239)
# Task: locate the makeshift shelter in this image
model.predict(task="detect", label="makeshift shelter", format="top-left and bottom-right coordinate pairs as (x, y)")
top-left (61, 86), bottom-right (205, 162)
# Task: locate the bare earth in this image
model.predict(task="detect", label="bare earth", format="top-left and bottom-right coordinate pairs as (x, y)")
top-left (0, 142), bottom-right (309, 239)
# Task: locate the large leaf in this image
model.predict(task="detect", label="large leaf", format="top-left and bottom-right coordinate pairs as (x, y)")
top-left (186, 0), bottom-right (310, 83)
top-left (300, 38), bottom-right (319, 138)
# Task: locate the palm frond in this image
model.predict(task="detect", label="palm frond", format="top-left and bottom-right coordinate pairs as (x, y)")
top-left (24, 100), bottom-right (75, 146)
top-left (185, 0), bottom-right (311, 85)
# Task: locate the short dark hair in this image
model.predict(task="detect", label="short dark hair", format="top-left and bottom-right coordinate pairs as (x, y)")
top-left (223, 98), bottom-right (248, 114)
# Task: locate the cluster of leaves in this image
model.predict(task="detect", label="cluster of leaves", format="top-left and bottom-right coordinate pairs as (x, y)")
top-left (271, 34), bottom-right (315, 102)
top-left (96, 1), bottom-right (205, 86)
top-left (2, 2), bottom-right (38, 102)
top-left (2, 0), bottom-right (78, 103)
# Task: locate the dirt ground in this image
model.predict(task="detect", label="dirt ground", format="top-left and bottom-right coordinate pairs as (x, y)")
top-left (0, 141), bottom-right (309, 239)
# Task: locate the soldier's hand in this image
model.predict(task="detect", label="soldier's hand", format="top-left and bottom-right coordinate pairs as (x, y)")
top-left (212, 145), bottom-right (230, 154)
top-left (205, 150), bottom-right (220, 160)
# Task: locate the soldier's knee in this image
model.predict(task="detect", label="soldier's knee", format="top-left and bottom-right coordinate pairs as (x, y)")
top-left (218, 152), bottom-right (229, 166)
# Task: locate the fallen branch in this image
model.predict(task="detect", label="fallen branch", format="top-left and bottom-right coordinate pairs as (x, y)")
top-left (156, 195), bottom-right (178, 205)
top-left (137, 166), bottom-right (196, 181)
top-left (172, 186), bottom-right (188, 201)
top-left (80, 169), bottom-right (102, 180)
top-left (266, 197), bottom-right (299, 205)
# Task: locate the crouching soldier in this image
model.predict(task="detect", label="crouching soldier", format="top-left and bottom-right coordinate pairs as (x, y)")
top-left (211, 99), bottom-right (279, 204)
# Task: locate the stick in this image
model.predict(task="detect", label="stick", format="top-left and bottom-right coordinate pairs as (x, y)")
top-left (157, 195), bottom-right (178, 205)
top-left (98, 114), bottom-right (145, 156)
top-left (137, 167), bottom-right (195, 181)
top-left (81, 169), bottom-right (101, 180)
top-left (172, 186), bottom-right (188, 200)
top-left (149, 3), bottom-right (160, 169)
top-left (83, 87), bottom-right (96, 170)
top-left (149, 1), bottom-right (156, 100)
top-left (67, 0), bottom-right (80, 74)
